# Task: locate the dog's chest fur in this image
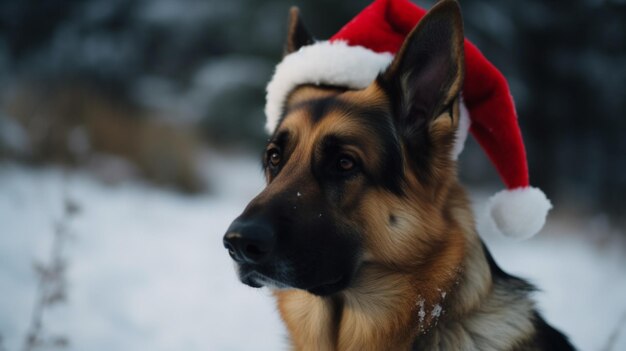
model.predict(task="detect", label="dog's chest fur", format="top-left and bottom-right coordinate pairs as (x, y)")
top-left (275, 237), bottom-right (572, 351)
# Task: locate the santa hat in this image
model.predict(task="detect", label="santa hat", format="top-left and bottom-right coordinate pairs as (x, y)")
top-left (264, 0), bottom-right (552, 239)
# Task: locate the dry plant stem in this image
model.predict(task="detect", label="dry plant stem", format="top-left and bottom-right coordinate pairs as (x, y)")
top-left (603, 311), bottom-right (626, 351)
top-left (21, 170), bottom-right (77, 351)
top-left (0, 333), bottom-right (7, 351)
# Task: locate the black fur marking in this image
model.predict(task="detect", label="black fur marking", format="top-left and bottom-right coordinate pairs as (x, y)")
top-left (348, 105), bottom-right (405, 195)
top-left (482, 241), bottom-right (576, 350)
top-left (531, 312), bottom-right (576, 350)
top-left (308, 96), bottom-right (351, 124)
top-left (314, 134), bottom-right (363, 183)
top-left (481, 241), bottom-right (530, 285)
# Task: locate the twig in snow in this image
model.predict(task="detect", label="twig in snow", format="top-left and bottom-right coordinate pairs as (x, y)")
top-left (603, 311), bottom-right (626, 351)
top-left (21, 172), bottom-right (79, 351)
top-left (0, 333), bottom-right (7, 351)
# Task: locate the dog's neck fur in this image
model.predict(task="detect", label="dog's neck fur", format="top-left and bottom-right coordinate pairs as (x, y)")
top-left (273, 191), bottom-right (538, 351)
top-left (411, 238), bottom-right (538, 351)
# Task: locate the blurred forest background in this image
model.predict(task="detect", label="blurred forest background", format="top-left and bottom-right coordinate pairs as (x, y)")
top-left (0, 0), bottom-right (624, 223)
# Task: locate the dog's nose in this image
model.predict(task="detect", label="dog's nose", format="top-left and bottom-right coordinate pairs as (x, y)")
top-left (223, 220), bottom-right (275, 264)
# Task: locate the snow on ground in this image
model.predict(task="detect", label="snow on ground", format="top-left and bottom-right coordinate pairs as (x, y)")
top-left (1, 154), bottom-right (625, 350)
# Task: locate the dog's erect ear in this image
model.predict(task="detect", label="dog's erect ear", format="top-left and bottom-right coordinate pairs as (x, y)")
top-left (284, 7), bottom-right (314, 55)
top-left (380, 0), bottom-right (464, 140)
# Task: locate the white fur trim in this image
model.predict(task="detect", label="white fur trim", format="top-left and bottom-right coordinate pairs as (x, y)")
top-left (265, 40), bottom-right (473, 156)
top-left (265, 41), bottom-right (393, 133)
top-left (452, 98), bottom-right (470, 160)
top-left (484, 187), bottom-right (552, 240)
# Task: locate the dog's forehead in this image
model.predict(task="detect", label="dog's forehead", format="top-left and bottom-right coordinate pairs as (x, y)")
top-left (277, 84), bottom-right (392, 141)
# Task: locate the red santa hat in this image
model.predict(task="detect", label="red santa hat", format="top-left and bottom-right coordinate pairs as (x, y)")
top-left (264, 0), bottom-right (552, 239)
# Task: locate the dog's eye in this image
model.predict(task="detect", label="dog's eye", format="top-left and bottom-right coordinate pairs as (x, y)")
top-left (268, 149), bottom-right (281, 168)
top-left (337, 156), bottom-right (355, 172)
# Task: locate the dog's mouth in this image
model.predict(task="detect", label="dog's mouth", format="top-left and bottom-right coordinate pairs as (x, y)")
top-left (239, 268), bottom-right (348, 296)
top-left (240, 270), bottom-right (291, 289)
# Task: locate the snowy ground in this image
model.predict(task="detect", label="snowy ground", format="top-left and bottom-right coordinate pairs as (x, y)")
top-left (1, 154), bottom-right (625, 351)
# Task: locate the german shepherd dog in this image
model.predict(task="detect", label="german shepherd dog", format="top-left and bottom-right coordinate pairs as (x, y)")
top-left (223, 1), bottom-right (574, 349)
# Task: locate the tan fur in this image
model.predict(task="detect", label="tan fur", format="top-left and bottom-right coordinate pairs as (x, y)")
top-left (275, 290), bottom-right (336, 350)
top-left (286, 85), bottom-right (344, 107)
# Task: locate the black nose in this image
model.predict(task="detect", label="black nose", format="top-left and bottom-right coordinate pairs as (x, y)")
top-left (223, 220), bottom-right (275, 264)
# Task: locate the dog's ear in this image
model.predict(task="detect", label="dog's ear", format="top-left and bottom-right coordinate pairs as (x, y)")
top-left (379, 0), bottom-right (464, 170)
top-left (284, 7), bottom-right (314, 55)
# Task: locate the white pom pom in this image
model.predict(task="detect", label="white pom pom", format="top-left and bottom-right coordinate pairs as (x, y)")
top-left (484, 187), bottom-right (552, 240)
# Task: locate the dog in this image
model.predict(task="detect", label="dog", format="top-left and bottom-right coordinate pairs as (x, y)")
top-left (223, 1), bottom-right (575, 349)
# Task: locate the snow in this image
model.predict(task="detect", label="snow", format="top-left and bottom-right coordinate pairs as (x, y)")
top-left (431, 304), bottom-right (442, 319)
top-left (0, 156), bottom-right (286, 351)
top-left (1, 154), bottom-right (625, 350)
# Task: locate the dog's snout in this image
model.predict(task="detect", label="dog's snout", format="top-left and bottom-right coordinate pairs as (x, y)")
top-left (223, 220), bottom-right (275, 264)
